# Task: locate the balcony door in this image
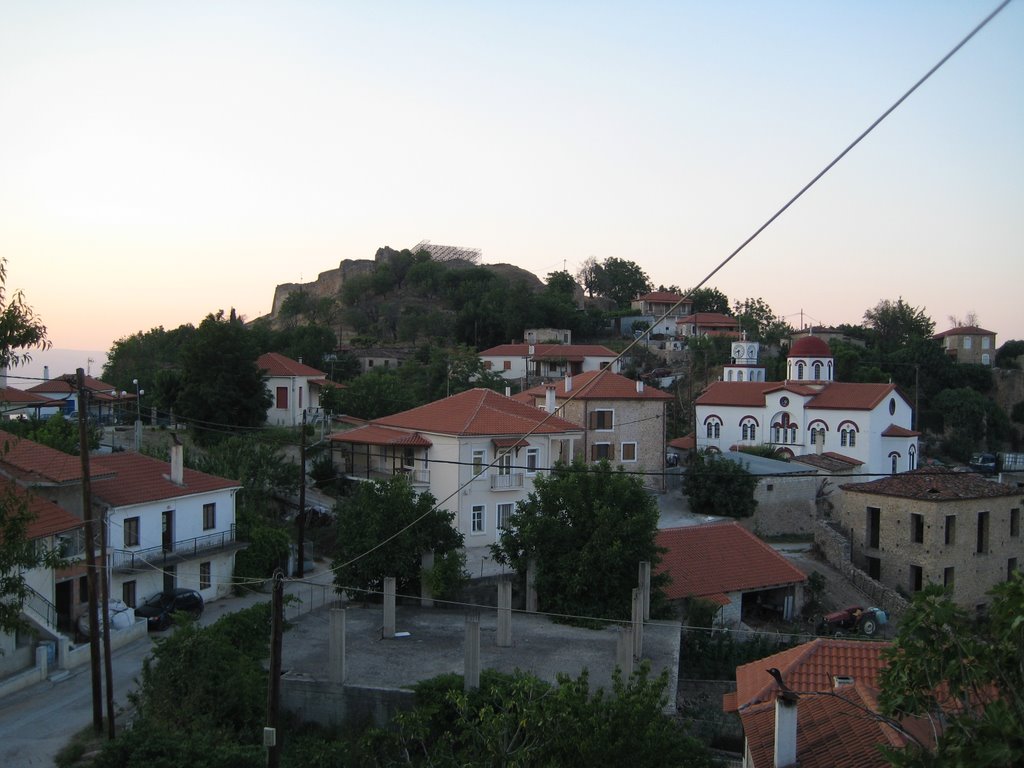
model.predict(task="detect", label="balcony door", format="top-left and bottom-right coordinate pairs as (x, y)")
top-left (162, 510), bottom-right (175, 552)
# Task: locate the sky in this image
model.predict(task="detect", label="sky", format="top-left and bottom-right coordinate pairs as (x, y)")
top-left (1, 1), bottom-right (1021, 368)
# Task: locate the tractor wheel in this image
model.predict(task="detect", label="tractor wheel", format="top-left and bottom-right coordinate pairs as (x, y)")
top-left (859, 616), bottom-right (877, 636)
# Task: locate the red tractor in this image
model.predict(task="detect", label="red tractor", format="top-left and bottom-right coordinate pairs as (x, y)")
top-left (815, 605), bottom-right (887, 637)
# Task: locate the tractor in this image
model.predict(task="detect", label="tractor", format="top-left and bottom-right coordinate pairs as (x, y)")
top-left (815, 605), bottom-right (887, 637)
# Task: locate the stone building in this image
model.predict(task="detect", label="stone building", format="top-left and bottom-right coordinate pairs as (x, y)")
top-left (835, 467), bottom-right (1023, 609)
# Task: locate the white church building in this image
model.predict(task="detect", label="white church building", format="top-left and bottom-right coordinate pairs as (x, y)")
top-left (695, 336), bottom-right (919, 478)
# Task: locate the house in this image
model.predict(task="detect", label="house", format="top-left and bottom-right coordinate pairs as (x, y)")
top-left (91, 445), bottom-right (244, 610)
top-left (516, 370), bottom-right (672, 491)
top-left (524, 328), bottom-right (572, 345)
top-left (0, 386), bottom-right (59, 420)
top-left (478, 343), bottom-right (619, 384)
top-left (655, 522), bottom-right (807, 625)
top-left (834, 467), bottom-right (1023, 609)
top-left (628, 292), bottom-right (693, 338)
top-left (789, 325), bottom-right (866, 349)
top-left (677, 312), bottom-right (740, 339)
top-left (933, 325), bottom-right (997, 366)
top-left (346, 346), bottom-right (415, 374)
top-left (258, 352), bottom-right (331, 427)
top-left (25, 374), bottom-right (129, 424)
top-left (725, 638), bottom-right (922, 768)
top-left (695, 336), bottom-right (919, 478)
top-left (329, 388), bottom-right (585, 545)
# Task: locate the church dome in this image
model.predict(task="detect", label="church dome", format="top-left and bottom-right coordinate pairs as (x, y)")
top-left (789, 335), bottom-right (830, 358)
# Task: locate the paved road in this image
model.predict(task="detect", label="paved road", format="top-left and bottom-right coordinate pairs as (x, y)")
top-left (0, 568), bottom-right (337, 766)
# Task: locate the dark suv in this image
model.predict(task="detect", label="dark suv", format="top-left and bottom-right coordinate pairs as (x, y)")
top-left (135, 588), bottom-right (205, 631)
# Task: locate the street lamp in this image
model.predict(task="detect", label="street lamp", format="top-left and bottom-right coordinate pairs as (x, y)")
top-left (132, 379), bottom-right (144, 451)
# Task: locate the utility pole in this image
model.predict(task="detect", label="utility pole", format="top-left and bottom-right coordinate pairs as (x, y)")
top-left (76, 369), bottom-right (103, 733)
top-left (99, 505), bottom-right (115, 738)
top-left (297, 411), bottom-right (306, 578)
top-left (265, 570), bottom-right (284, 768)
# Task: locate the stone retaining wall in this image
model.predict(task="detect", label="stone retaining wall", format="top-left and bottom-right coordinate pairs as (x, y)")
top-left (814, 520), bottom-right (909, 618)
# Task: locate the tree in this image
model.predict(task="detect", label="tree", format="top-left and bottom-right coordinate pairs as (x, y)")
top-left (4, 413), bottom-right (100, 455)
top-left (545, 269), bottom-right (578, 298)
top-left (331, 368), bottom-right (419, 419)
top-left (575, 256), bottom-right (602, 298)
top-left (332, 476), bottom-right (465, 599)
top-left (683, 451), bottom-right (758, 519)
top-left (175, 311), bottom-right (272, 445)
top-left (687, 286), bottom-right (730, 314)
top-left (995, 340), bottom-right (1024, 369)
top-left (879, 574), bottom-right (1024, 767)
top-left (933, 387), bottom-right (1009, 460)
top-left (863, 298), bottom-right (935, 355)
top-left (101, 324), bottom-right (196, 414)
top-left (492, 459), bottom-right (666, 623)
top-left (732, 297), bottom-right (793, 347)
top-left (594, 257), bottom-right (651, 309)
top-left (0, 258), bottom-right (50, 369)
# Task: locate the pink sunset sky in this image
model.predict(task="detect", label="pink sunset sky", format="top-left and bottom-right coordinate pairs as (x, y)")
top-left (2, 1), bottom-right (1021, 363)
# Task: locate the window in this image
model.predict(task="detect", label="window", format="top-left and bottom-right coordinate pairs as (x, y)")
top-left (403, 447), bottom-right (415, 468)
top-left (1011, 508), bottom-right (1020, 538)
top-left (911, 513), bottom-right (924, 544)
top-left (866, 557), bottom-right (881, 580)
top-left (589, 410), bottom-right (614, 430)
top-left (79, 576), bottom-right (89, 604)
top-left (944, 567), bottom-right (955, 590)
top-left (276, 386), bottom-right (288, 409)
top-left (200, 562), bottom-right (211, 590)
top-left (982, 336), bottom-right (991, 349)
top-left (909, 445), bottom-right (917, 470)
top-left (963, 336), bottom-right (972, 349)
top-left (122, 580), bottom-right (136, 608)
top-left (497, 503), bottom-right (513, 530)
top-left (982, 353), bottom-right (990, 365)
top-left (526, 448), bottom-right (539, 474)
top-left (891, 454), bottom-right (899, 474)
top-left (977, 511), bottom-right (990, 554)
top-left (741, 423), bottom-right (748, 440)
top-left (909, 565), bottom-right (923, 593)
top-left (591, 443), bottom-right (613, 461)
top-left (124, 517), bottom-right (140, 547)
top-left (1010, 558), bottom-right (1019, 580)
top-left (866, 507), bottom-right (880, 549)
top-left (945, 515), bottom-right (956, 546)
top-left (203, 503), bottom-right (216, 531)
top-left (706, 419), bottom-right (721, 439)
top-left (621, 442), bottom-right (637, 462)
top-left (484, 361), bottom-right (493, 370)
top-left (813, 362), bottom-right (821, 379)
top-left (497, 451), bottom-right (513, 476)
top-left (503, 360), bottom-right (511, 371)
top-left (472, 449), bottom-right (486, 477)
top-left (796, 362), bottom-right (805, 380)
top-left (766, 484), bottom-right (774, 492)
top-left (471, 505), bottom-right (485, 534)
top-left (840, 428), bottom-right (857, 448)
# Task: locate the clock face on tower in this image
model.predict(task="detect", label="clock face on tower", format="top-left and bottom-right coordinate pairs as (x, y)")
top-left (732, 344), bottom-right (744, 358)
top-left (748, 345), bottom-right (756, 357)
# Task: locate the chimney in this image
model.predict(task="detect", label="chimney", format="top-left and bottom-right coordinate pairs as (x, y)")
top-left (528, 344), bottom-right (535, 356)
top-left (505, 386), bottom-right (511, 397)
top-left (545, 385), bottom-right (556, 414)
top-left (773, 695), bottom-right (798, 768)
top-left (636, 379), bottom-right (644, 394)
top-left (565, 374), bottom-right (572, 393)
top-left (43, 365), bottom-right (50, 381)
top-left (170, 444), bottom-right (184, 485)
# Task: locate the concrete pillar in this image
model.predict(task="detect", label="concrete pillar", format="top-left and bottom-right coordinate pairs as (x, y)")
top-left (58, 636), bottom-right (70, 670)
top-left (526, 559), bottom-right (538, 613)
top-left (496, 578), bottom-right (512, 648)
top-left (632, 588), bottom-right (644, 660)
top-left (464, 612), bottom-right (481, 691)
top-left (616, 625), bottom-right (634, 676)
top-left (329, 608), bottom-right (346, 684)
top-left (383, 577), bottom-right (396, 638)
top-left (420, 552), bottom-right (435, 608)
top-left (35, 645), bottom-right (48, 680)
top-left (638, 561), bottom-right (651, 621)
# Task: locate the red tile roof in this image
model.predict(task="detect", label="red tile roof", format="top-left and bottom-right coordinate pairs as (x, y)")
top-left (636, 291), bottom-right (689, 304)
top-left (696, 381), bottom-right (774, 407)
top-left (0, 387), bottom-right (58, 405)
top-left (790, 335), bottom-right (831, 357)
top-left (933, 325), bottom-right (995, 339)
top-left (730, 638), bottom-right (891, 712)
top-left (374, 388), bottom-right (584, 437)
top-left (26, 375), bottom-right (117, 395)
top-left (257, 352), bottom-right (327, 378)
top-left (840, 466), bottom-right (1020, 501)
top-left (668, 434), bottom-right (696, 450)
top-left (0, 430), bottom-right (88, 484)
top-left (682, 312), bottom-right (739, 327)
top-left (806, 382), bottom-right (897, 411)
top-left (89, 452), bottom-right (240, 507)
top-left (329, 424), bottom-right (433, 447)
top-left (655, 522), bottom-right (806, 602)
top-left (695, 380), bottom-right (902, 412)
top-left (520, 371), bottom-right (672, 401)
top-left (0, 479), bottom-right (83, 540)
top-left (881, 424), bottom-right (920, 438)
top-left (792, 452), bottom-right (863, 471)
top-left (740, 683), bottom-right (903, 768)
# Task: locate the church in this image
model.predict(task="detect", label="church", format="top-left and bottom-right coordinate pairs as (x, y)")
top-left (694, 335), bottom-right (919, 478)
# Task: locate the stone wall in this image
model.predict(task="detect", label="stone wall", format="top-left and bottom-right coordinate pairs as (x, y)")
top-left (741, 475), bottom-right (819, 536)
top-left (814, 520), bottom-right (909, 618)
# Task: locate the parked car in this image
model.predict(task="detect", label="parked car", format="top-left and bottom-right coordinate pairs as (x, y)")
top-left (77, 599), bottom-right (136, 637)
top-left (134, 588), bottom-right (204, 631)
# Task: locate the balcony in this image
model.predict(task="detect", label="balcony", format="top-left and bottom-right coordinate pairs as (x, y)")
top-left (112, 525), bottom-right (242, 573)
top-left (490, 472), bottom-right (525, 491)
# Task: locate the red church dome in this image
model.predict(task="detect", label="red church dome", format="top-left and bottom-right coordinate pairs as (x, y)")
top-left (789, 335), bottom-right (831, 358)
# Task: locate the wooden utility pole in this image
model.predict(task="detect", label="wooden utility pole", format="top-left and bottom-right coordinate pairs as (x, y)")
top-left (265, 570), bottom-right (284, 768)
top-left (76, 369), bottom-right (103, 733)
top-left (98, 505), bottom-right (115, 738)
top-left (296, 411), bottom-right (306, 578)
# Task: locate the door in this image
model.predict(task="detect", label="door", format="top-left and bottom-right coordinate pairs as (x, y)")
top-left (55, 580), bottom-right (73, 633)
top-left (163, 565), bottom-right (177, 593)
top-left (162, 510), bottom-right (174, 552)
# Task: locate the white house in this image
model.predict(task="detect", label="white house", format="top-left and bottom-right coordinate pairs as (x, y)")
top-left (695, 336), bottom-right (919, 478)
top-left (516, 370), bottom-right (672, 491)
top-left (478, 343), bottom-right (619, 384)
top-left (258, 352), bottom-right (331, 427)
top-left (329, 388), bottom-right (585, 545)
top-left (91, 445), bottom-right (243, 609)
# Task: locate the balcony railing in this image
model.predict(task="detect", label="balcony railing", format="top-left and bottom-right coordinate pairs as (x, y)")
top-left (351, 465), bottom-right (431, 485)
top-left (112, 525), bottom-right (240, 573)
top-left (490, 472), bottom-right (525, 491)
